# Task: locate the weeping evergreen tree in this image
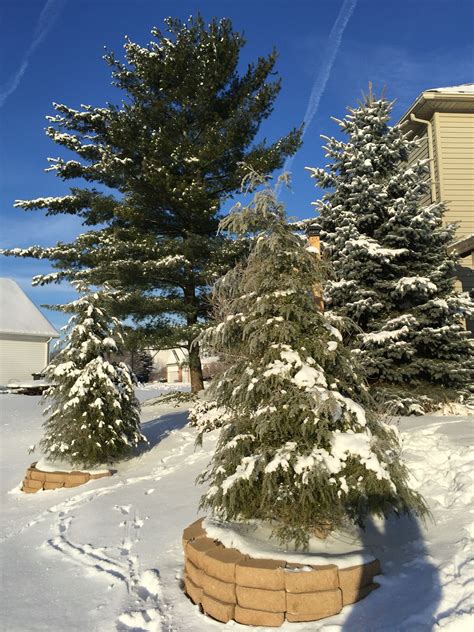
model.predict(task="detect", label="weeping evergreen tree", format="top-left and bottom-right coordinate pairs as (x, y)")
top-left (198, 174), bottom-right (427, 548)
top-left (38, 288), bottom-right (145, 467)
top-left (2, 15), bottom-right (301, 393)
top-left (307, 88), bottom-right (474, 413)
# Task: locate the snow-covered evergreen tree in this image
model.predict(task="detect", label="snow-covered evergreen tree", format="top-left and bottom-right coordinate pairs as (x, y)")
top-left (307, 89), bottom-right (474, 413)
top-left (2, 16), bottom-right (301, 393)
top-left (39, 289), bottom-right (145, 467)
top-left (198, 174), bottom-right (427, 548)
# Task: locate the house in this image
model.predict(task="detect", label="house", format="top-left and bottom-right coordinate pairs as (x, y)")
top-left (397, 84), bottom-right (474, 303)
top-left (0, 278), bottom-right (59, 386)
top-left (147, 347), bottom-right (220, 384)
top-left (149, 348), bottom-right (191, 383)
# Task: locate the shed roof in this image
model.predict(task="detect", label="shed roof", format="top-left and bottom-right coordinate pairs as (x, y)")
top-left (0, 278), bottom-right (59, 337)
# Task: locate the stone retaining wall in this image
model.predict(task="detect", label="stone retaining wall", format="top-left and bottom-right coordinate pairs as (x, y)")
top-left (182, 518), bottom-right (381, 627)
top-left (21, 462), bottom-right (113, 493)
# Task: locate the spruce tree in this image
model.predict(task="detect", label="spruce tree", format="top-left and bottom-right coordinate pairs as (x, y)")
top-left (198, 174), bottom-right (427, 548)
top-left (38, 288), bottom-right (145, 468)
top-left (307, 89), bottom-right (474, 413)
top-left (3, 15), bottom-right (301, 393)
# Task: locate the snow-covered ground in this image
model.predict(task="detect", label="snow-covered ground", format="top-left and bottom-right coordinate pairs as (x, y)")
top-left (0, 388), bottom-right (472, 631)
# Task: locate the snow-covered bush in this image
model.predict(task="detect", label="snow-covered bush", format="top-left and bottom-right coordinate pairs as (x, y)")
top-left (198, 174), bottom-right (427, 548)
top-left (38, 289), bottom-right (146, 467)
top-left (307, 88), bottom-right (474, 413)
top-left (188, 396), bottom-right (232, 435)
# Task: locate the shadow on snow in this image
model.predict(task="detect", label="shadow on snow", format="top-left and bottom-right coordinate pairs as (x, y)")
top-left (342, 513), bottom-right (441, 632)
top-left (139, 410), bottom-right (190, 452)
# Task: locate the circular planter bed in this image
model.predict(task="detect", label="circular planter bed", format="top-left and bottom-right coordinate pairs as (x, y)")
top-left (182, 518), bottom-right (381, 627)
top-left (21, 461), bottom-right (113, 493)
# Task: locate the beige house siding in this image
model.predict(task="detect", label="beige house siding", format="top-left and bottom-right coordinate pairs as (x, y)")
top-left (409, 129), bottom-right (432, 205)
top-left (430, 116), bottom-right (441, 202)
top-left (433, 112), bottom-right (474, 240)
top-left (0, 334), bottom-right (50, 385)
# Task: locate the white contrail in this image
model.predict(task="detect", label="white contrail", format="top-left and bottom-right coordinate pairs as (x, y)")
top-left (282, 0), bottom-right (357, 176)
top-left (0, 0), bottom-right (66, 108)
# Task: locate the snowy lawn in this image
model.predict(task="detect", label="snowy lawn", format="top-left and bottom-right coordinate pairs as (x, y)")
top-left (0, 389), bottom-right (472, 631)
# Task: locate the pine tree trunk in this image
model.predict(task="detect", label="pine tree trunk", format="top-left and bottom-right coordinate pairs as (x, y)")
top-left (184, 279), bottom-right (205, 394)
top-left (189, 343), bottom-right (204, 393)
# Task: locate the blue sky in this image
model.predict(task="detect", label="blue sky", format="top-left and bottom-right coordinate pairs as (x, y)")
top-left (1, 0), bottom-right (473, 329)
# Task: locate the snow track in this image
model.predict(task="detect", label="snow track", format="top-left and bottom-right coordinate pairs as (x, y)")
top-left (36, 426), bottom-right (200, 631)
top-left (1, 392), bottom-right (472, 631)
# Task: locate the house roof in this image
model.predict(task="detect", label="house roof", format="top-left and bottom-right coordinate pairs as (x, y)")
top-left (398, 83), bottom-right (474, 134)
top-left (448, 233), bottom-right (474, 258)
top-left (0, 278), bottom-right (59, 338)
top-left (425, 84), bottom-right (474, 95)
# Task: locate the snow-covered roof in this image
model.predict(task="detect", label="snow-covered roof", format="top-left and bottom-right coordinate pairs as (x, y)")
top-left (425, 84), bottom-right (474, 95)
top-left (0, 278), bottom-right (59, 337)
top-left (398, 83), bottom-right (474, 128)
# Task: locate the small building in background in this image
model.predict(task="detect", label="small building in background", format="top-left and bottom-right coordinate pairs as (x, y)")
top-left (0, 278), bottom-right (59, 386)
top-left (147, 347), bottom-right (220, 384)
top-left (398, 84), bottom-right (474, 309)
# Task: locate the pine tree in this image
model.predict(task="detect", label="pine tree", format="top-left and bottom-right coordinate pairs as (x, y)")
top-left (3, 15), bottom-right (301, 394)
top-left (38, 288), bottom-right (145, 468)
top-left (307, 89), bottom-right (474, 413)
top-left (198, 174), bottom-right (427, 548)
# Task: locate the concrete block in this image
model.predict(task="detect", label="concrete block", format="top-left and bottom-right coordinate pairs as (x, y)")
top-left (69, 471), bottom-right (91, 481)
top-left (284, 564), bottom-right (339, 593)
top-left (286, 588), bottom-right (342, 616)
top-left (286, 606), bottom-right (340, 622)
top-left (201, 572), bottom-right (236, 604)
top-left (235, 558), bottom-right (286, 590)
top-left (186, 537), bottom-right (220, 568)
top-left (182, 518), bottom-right (206, 544)
top-left (184, 574), bottom-right (203, 605)
top-left (185, 560), bottom-right (204, 587)
top-left (22, 483), bottom-right (39, 493)
top-left (44, 481), bottom-right (64, 490)
top-left (201, 593), bottom-right (235, 623)
top-left (201, 547), bottom-right (246, 583)
top-left (342, 582), bottom-right (380, 606)
top-left (64, 473), bottom-right (90, 487)
top-left (44, 472), bottom-right (68, 484)
top-left (24, 477), bottom-right (43, 490)
top-left (234, 605), bottom-right (285, 627)
top-left (236, 585), bottom-right (286, 612)
top-left (90, 470), bottom-right (112, 480)
top-left (29, 469), bottom-right (47, 482)
top-left (338, 559), bottom-right (381, 593)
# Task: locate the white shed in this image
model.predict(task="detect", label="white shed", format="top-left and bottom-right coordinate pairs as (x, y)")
top-left (0, 278), bottom-right (59, 386)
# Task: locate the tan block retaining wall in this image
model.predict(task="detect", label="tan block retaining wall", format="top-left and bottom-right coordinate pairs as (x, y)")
top-left (21, 462), bottom-right (113, 493)
top-left (182, 518), bottom-right (381, 627)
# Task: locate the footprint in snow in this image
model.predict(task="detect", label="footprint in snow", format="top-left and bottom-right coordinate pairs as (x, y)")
top-left (115, 504), bottom-right (132, 515)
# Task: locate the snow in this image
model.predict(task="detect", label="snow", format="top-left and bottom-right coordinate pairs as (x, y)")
top-left (395, 276), bottom-right (437, 295)
top-left (0, 390), bottom-right (473, 631)
top-left (426, 83), bottom-right (474, 94)
top-left (203, 517), bottom-right (376, 568)
top-left (34, 458), bottom-right (110, 475)
top-left (362, 326), bottom-right (409, 345)
top-left (345, 237), bottom-right (408, 261)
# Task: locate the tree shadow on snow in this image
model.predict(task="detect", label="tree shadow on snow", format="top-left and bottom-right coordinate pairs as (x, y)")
top-left (341, 513), bottom-right (441, 632)
top-left (138, 411), bottom-right (190, 452)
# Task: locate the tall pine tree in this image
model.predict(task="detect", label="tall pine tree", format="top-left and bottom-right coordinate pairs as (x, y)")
top-left (307, 89), bottom-right (474, 413)
top-left (198, 174), bottom-right (427, 548)
top-left (3, 16), bottom-right (301, 393)
top-left (39, 288), bottom-right (145, 468)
